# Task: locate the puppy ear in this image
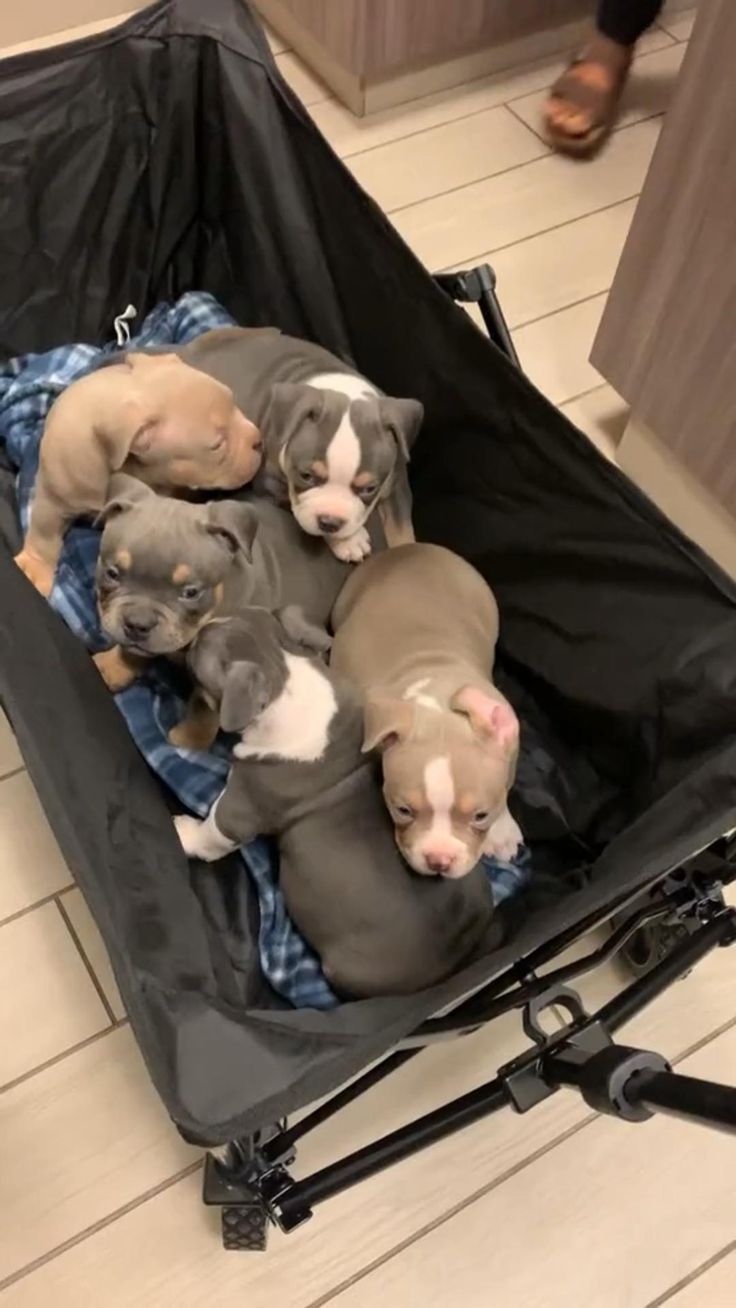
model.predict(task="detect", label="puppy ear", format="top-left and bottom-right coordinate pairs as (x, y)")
top-left (219, 660), bottom-right (270, 733)
top-left (362, 695), bottom-right (415, 754)
top-left (95, 474), bottom-right (155, 527)
top-left (129, 419), bottom-right (162, 460)
top-left (451, 686), bottom-right (519, 754)
top-left (276, 605), bottom-right (332, 655)
top-left (378, 397), bottom-right (424, 462)
top-left (204, 502), bottom-right (259, 562)
top-left (268, 383), bottom-right (325, 450)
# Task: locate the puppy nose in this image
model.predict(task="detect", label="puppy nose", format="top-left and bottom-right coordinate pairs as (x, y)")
top-left (317, 515), bottom-right (345, 535)
top-left (426, 853), bottom-right (454, 875)
top-left (123, 615), bottom-right (155, 642)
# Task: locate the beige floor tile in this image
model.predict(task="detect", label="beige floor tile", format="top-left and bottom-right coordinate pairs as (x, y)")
top-left (0, 772), bottom-right (73, 922)
top-left (0, 11), bottom-right (136, 58)
top-left (509, 40), bottom-right (686, 140)
top-left (60, 887), bottom-right (125, 1022)
top-left (666, 1247), bottom-right (736, 1306)
top-left (0, 1027), bottom-right (194, 1284)
top-left (348, 105), bottom-right (545, 214)
top-left (394, 116), bottom-right (660, 272)
top-left (313, 57), bottom-right (571, 162)
top-left (0, 709), bottom-right (22, 778)
top-left (310, 26), bottom-right (673, 161)
top-left (660, 6), bottom-right (699, 41)
top-left (468, 198), bottom-right (635, 331)
top-left (0, 1015), bottom-right (585, 1308)
top-left (274, 50), bottom-right (329, 107)
top-left (0, 904), bottom-right (109, 1088)
top-left (559, 383), bottom-right (629, 460)
top-left (5, 963), bottom-right (732, 1307)
top-left (513, 293), bottom-right (607, 405)
top-left (331, 1027), bottom-right (736, 1308)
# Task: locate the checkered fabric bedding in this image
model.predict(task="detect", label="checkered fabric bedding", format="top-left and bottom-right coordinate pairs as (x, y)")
top-left (0, 292), bottom-right (530, 1008)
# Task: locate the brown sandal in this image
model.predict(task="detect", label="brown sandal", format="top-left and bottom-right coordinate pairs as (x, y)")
top-left (544, 47), bottom-right (633, 157)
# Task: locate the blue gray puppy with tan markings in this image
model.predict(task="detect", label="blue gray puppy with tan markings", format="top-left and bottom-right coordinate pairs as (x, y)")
top-left (175, 327), bottom-right (423, 563)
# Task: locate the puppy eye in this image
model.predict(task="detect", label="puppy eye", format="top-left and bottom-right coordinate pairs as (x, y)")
top-left (104, 563), bottom-right (121, 584)
top-left (181, 583), bottom-right (203, 601)
top-left (210, 431), bottom-right (227, 451)
top-left (357, 482), bottom-right (378, 500)
top-left (296, 469), bottom-right (323, 489)
top-left (393, 802), bottom-right (414, 823)
top-left (472, 809), bottom-right (491, 828)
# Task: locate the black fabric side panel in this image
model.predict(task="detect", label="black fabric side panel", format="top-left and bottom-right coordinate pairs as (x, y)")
top-left (0, 544), bottom-right (217, 1122)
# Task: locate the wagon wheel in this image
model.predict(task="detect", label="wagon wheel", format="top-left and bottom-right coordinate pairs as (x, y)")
top-left (615, 915), bottom-right (690, 979)
top-left (221, 1202), bottom-right (269, 1251)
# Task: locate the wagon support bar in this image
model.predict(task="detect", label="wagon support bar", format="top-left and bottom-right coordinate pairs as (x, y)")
top-left (210, 906), bottom-right (736, 1236)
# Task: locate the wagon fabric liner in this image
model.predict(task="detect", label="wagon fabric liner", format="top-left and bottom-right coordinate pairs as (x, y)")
top-left (1, 0), bottom-right (735, 1159)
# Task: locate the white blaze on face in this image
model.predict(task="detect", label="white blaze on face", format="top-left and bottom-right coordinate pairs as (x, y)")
top-left (293, 409), bottom-right (365, 539)
top-left (293, 372), bottom-right (377, 540)
top-left (411, 754), bottom-right (471, 878)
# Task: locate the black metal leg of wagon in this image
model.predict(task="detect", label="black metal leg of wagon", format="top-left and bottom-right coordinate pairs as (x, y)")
top-left (434, 264), bottom-right (521, 367)
top-left (205, 904), bottom-right (736, 1247)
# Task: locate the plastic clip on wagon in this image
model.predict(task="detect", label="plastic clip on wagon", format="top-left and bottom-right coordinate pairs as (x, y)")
top-left (1, 0), bottom-right (735, 1254)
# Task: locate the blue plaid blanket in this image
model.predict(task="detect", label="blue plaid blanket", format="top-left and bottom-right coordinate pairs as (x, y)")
top-left (0, 292), bottom-right (530, 1008)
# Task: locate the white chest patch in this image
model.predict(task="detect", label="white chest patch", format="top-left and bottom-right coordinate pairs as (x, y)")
top-left (403, 677), bottom-right (442, 712)
top-left (234, 653), bottom-right (336, 763)
top-left (423, 755), bottom-right (455, 834)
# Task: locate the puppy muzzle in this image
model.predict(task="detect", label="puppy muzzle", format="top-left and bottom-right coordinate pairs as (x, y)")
top-left (99, 598), bottom-right (193, 655)
top-left (292, 486), bottom-right (367, 540)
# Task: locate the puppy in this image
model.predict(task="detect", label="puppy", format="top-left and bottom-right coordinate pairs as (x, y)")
top-left (15, 349), bottom-right (263, 598)
top-left (331, 543), bottom-right (523, 879)
top-left (173, 610), bottom-right (495, 998)
top-left (175, 327), bottom-right (423, 563)
top-left (93, 476), bottom-right (347, 694)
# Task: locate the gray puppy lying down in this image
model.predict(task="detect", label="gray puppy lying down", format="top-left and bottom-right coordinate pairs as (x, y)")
top-left (173, 609), bottom-right (495, 999)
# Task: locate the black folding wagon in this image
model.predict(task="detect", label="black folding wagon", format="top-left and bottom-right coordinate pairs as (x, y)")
top-left (1, 0), bottom-right (735, 1253)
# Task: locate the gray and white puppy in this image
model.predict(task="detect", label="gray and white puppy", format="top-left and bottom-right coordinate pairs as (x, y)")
top-left (174, 610), bottom-right (495, 999)
top-left (176, 327), bottom-right (423, 564)
top-left (93, 475), bottom-right (347, 693)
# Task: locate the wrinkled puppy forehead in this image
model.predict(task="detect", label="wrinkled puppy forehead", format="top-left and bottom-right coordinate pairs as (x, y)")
top-left (286, 391), bottom-right (347, 464)
top-left (99, 500), bottom-right (229, 584)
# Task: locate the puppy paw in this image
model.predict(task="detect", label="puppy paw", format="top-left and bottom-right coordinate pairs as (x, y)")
top-left (174, 813), bottom-right (204, 857)
top-left (483, 810), bottom-right (523, 863)
top-left (329, 526), bottom-right (372, 564)
top-left (92, 647), bottom-right (142, 693)
top-left (14, 550), bottom-right (55, 597)
top-left (168, 717), bottom-right (218, 753)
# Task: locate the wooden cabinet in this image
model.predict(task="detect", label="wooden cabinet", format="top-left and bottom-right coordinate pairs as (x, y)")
top-left (256, 0), bottom-right (590, 112)
top-left (592, 0), bottom-right (736, 575)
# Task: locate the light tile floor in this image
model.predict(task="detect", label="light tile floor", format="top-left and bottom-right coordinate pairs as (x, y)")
top-left (3, 7), bottom-right (733, 1306)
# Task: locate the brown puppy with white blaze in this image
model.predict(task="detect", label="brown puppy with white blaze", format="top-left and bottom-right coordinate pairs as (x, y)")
top-left (14, 349), bottom-right (264, 597)
top-left (331, 544), bottom-right (523, 879)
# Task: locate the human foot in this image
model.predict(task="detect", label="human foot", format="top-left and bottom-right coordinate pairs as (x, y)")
top-left (544, 32), bottom-right (633, 156)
